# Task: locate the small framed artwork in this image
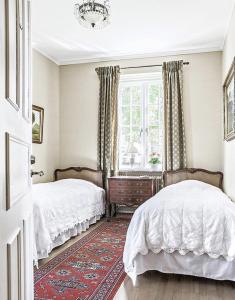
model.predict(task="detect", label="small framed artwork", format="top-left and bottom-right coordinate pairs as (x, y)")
top-left (224, 57), bottom-right (235, 141)
top-left (32, 105), bottom-right (44, 144)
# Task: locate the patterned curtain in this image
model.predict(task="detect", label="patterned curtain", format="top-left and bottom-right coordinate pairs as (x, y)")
top-left (95, 66), bottom-right (120, 187)
top-left (162, 60), bottom-right (187, 171)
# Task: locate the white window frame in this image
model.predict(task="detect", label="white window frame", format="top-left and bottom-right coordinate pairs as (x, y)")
top-left (118, 71), bottom-right (163, 171)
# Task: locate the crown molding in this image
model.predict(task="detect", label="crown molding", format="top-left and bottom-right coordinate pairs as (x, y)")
top-left (33, 46), bottom-right (222, 66)
top-left (221, 0), bottom-right (235, 50)
top-left (58, 47), bottom-right (222, 66)
top-left (32, 47), bottom-right (60, 65)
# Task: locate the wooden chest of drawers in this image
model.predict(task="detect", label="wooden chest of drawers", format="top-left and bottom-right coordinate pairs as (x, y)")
top-left (107, 176), bottom-right (156, 219)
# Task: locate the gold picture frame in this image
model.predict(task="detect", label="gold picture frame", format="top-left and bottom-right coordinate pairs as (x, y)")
top-left (223, 57), bottom-right (235, 141)
top-left (32, 105), bottom-right (44, 144)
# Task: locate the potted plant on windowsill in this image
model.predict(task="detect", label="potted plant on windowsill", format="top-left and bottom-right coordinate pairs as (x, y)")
top-left (149, 152), bottom-right (161, 171)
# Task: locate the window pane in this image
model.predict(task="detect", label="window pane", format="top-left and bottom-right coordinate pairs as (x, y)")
top-left (149, 126), bottom-right (160, 145)
top-left (131, 126), bottom-right (141, 143)
top-left (147, 125), bottom-right (163, 168)
top-left (132, 106), bottom-right (141, 126)
top-left (132, 86), bottom-right (141, 105)
top-left (119, 126), bottom-right (129, 168)
top-left (148, 106), bottom-right (159, 125)
top-left (121, 87), bottom-right (131, 105)
top-left (121, 106), bottom-right (130, 125)
top-left (146, 82), bottom-right (163, 169)
top-left (148, 84), bottom-right (159, 105)
top-left (121, 127), bottom-right (130, 145)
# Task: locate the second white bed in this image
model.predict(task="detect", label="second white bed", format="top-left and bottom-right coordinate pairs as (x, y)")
top-left (123, 179), bottom-right (235, 284)
top-left (33, 178), bottom-right (105, 262)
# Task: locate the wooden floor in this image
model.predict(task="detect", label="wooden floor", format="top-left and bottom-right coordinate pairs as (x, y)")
top-left (39, 219), bottom-right (235, 300)
top-left (114, 272), bottom-right (235, 300)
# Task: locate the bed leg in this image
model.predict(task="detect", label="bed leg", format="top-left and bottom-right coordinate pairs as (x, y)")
top-left (132, 276), bottom-right (140, 287)
top-left (106, 203), bottom-right (111, 221)
top-left (106, 204), bottom-right (116, 221)
top-left (128, 272), bottom-right (139, 287)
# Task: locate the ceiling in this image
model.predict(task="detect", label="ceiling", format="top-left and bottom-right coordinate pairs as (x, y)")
top-left (32, 0), bottom-right (235, 65)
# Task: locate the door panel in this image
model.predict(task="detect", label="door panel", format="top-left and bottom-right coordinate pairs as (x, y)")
top-left (23, 215), bottom-right (34, 300)
top-left (0, 0), bottom-right (33, 299)
top-left (22, 0), bottom-right (31, 121)
top-left (7, 228), bottom-right (22, 300)
top-left (5, 133), bottom-right (31, 210)
top-left (5, 0), bottom-right (22, 110)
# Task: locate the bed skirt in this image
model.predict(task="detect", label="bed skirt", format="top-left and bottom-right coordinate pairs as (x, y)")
top-left (127, 250), bottom-right (235, 286)
top-left (35, 214), bottom-right (103, 264)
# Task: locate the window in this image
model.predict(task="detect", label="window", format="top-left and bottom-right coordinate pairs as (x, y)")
top-left (118, 72), bottom-right (163, 171)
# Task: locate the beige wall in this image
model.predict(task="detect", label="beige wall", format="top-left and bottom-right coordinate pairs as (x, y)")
top-left (222, 6), bottom-right (235, 200)
top-left (32, 50), bottom-right (60, 183)
top-left (60, 52), bottom-right (223, 172)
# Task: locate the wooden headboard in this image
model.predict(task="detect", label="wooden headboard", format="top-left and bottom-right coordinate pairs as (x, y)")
top-left (54, 167), bottom-right (103, 188)
top-left (163, 168), bottom-right (223, 190)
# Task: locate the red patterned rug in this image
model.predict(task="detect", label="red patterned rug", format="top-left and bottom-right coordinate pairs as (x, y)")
top-left (34, 218), bottom-right (129, 300)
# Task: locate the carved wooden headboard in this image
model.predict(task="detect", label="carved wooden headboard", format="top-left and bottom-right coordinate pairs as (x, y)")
top-left (54, 167), bottom-right (103, 188)
top-left (163, 168), bottom-right (223, 190)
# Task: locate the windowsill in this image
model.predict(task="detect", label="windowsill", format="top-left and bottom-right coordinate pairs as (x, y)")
top-left (118, 169), bottom-right (163, 176)
top-left (119, 167), bottom-right (162, 172)
top-left (119, 169), bottom-right (162, 172)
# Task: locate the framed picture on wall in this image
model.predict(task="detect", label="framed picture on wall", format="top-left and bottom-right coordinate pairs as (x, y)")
top-left (224, 57), bottom-right (235, 141)
top-left (32, 105), bottom-right (44, 144)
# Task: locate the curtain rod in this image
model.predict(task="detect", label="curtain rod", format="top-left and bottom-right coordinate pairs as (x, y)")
top-left (120, 62), bottom-right (189, 70)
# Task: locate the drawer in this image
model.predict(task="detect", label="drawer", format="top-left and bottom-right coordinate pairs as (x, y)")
top-left (110, 195), bottom-right (149, 206)
top-left (109, 186), bottom-right (152, 193)
top-left (110, 190), bottom-right (152, 197)
top-left (109, 179), bottom-right (153, 188)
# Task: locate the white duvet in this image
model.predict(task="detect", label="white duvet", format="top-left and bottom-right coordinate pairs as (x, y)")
top-left (124, 180), bottom-right (235, 274)
top-left (33, 179), bottom-right (105, 261)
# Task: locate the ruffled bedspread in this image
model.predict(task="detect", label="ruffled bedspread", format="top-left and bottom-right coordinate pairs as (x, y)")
top-left (123, 180), bottom-right (235, 273)
top-left (33, 179), bottom-right (105, 261)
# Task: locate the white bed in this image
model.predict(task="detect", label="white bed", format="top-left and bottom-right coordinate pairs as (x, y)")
top-left (123, 169), bottom-right (235, 285)
top-left (32, 167), bottom-right (105, 263)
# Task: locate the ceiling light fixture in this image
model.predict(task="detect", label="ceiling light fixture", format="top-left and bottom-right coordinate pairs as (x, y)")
top-left (74, 0), bottom-right (110, 29)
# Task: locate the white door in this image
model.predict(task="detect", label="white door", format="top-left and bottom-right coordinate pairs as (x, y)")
top-left (0, 0), bottom-right (34, 299)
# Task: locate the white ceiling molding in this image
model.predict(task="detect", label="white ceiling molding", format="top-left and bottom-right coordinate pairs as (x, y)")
top-left (33, 47), bottom-right (60, 65)
top-left (58, 47), bottom-right (223, 66)
top-left (220, 0), bottom-right (235, 50)
top-left (33, 46), bottom-right (222, 66)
